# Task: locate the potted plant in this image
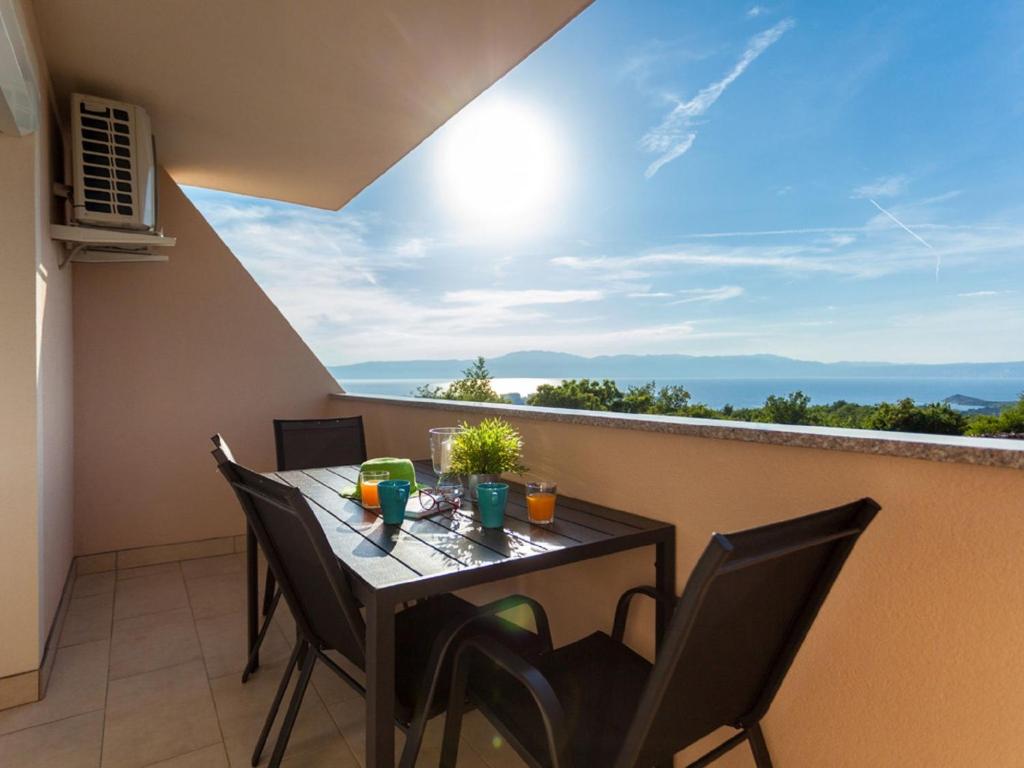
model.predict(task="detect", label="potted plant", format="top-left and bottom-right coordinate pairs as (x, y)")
top-left (448, 418), bottom-right (526, 499)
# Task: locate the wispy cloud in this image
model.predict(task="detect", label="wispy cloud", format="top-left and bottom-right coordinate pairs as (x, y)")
top-left (671, 285), bottom-right (745, 304)
top-left (640, 18), bottom-right (795, 177)
top-left (747, 6), bottom-right (768, 18)
top-left (958, 290), bottom-right (1014, 298)
top-left (442, 289), bottom-right (603, 308)
top-left (851, 174), bottom-right (909, 199)
top-left (553, 220), bottom-right (1024, 282)
top-left (627, 291), bottom-right (674, 299)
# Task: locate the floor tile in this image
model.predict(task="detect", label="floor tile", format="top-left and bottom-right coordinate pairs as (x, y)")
top-left (310, 650), bottom-right (364, 707)
top-left (185, 573), bottom-right (245, 620)
top-left (194, 611), bottom-right (290, 680)
top-left (0, 710), bottom-right (104, 768)
top-left (181, 554), bottom-right (244, 583)
top-left (114, 570), bottom-right (189, 621)
top-left (117, 539), bottom-right (234, 572)
top-left (0, 639), bottom-right (109, 736)
top-left (210, 657), bottom-right (354, 768)
top-left (117, 562), bottom-right (181, 581)
top-left (73, 571), bottom-right (116, 598)
top-left (326, 697), bottom-right (405, 768)
top-left (109, 608), bottom-right (202, 680)
top-left (461, 710), bottom-right (528, 768)
top-left (60, 592), bottom-right (114, 648)
top-left (102, 659), bottom-right (221, 768)
top-left (76, 552), bottom-right (116, 576)
top-left (144, 743), bottom-right (229, 767)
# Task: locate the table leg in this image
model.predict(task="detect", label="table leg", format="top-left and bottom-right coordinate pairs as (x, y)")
top-left (246, 524), bottom-right (259, 673)
top-left (655, 535), bottom-right (676, 652)
top-left (366, 595), bottom-right (396, 768)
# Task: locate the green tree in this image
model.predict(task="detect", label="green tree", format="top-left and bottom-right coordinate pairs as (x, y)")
top-left (965, 395), bottom-right (1024, 437)
top-left (808, 400), bottom-right (876, 429)
top-left (527, 378), bottom-right (623, 411)
top-left (618, 381), bottom-right (692, 415)
top-left (865, 398), bottom-right (966, 436)
top-left (413, 357), bottom-right (506, 403)
top-left (757, 391), bottom-right (812, 425)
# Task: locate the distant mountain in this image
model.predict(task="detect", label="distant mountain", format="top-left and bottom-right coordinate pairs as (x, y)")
top-left (330, 351), bottom-right (1024, 381)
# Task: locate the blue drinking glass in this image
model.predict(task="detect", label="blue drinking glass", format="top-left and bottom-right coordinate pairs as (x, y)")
top-left (377, 479), bottom-right (411, 524)
top-left (476, 482), bottom-right (508, 529)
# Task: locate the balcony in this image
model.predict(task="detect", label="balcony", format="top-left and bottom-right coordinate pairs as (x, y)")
top-left (3, 1), bottom-right (1024, 766)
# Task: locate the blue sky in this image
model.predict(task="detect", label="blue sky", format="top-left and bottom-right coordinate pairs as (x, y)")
top-left (186, 0), bottom-right (1024, 366)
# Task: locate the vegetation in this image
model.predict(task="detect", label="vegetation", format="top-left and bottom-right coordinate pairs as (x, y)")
top-left (965, 397), bottom-right (1024, 437)
top-left (448, 418), bottom-right (527, 475)
top-left (414, 357), bottom-right (506, 403)
top-left (415, 357), bottom-right (1024, 438)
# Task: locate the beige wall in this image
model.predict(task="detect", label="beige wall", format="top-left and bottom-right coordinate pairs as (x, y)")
top-left (0, 0), bottom-right (74, 681)
top-left (328, 396), bottom-right (1024, 767)
top-left (72, 171), bottom-right (341, 555)
top-left (31, 0), bottom-right (74, 651)
top-left (0, 90), bottom-right (42, 679)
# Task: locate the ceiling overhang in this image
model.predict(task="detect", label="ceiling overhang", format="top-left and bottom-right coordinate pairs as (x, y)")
top-left (35, 0), bottom-right (592, 209)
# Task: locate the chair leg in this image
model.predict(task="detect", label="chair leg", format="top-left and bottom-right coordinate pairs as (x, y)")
top-left (439, 653), bottom-right (472, 768)
top-left (267, 643), bottom-right (316, 768)
top-left (252, 639), bottom-right (303, 766)
top-left (747, 723), bottom-right (774, 768)
top-left (242, 589), bottom-right (283, 683)
top-left (262, 567), bottom-right (277, 617)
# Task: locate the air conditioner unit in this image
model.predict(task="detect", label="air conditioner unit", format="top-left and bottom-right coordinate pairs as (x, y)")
top-left (71, 93), bottom-right (156, 231)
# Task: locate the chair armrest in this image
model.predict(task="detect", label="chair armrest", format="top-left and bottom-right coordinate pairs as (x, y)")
top-left (400, 594), bottom-right (553, 768)
top-left (611, 585), bottom-right (676, 643)
top-left (441, 635), bottom-right (572, 768)
top-left (474, 594), bottom-right (553, 651)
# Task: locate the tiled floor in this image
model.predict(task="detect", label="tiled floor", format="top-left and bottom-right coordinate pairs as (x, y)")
top-left (0, 554), bottom-right (526, 768)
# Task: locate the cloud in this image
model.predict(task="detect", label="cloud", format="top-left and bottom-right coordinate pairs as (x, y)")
top-left (442, 289), bottom-right (603, 308)
top-left (627, 291), bottom-right (674, 299)
top-left (187, 187), bottom-right (1024, 366)
top-left (671, 285), bottom-right (745, 304)
top-left (851, 174), bottom-right (909, 199)
top-left (958, 290), bottom-right (1014, 298)
top-left (747, 5), bottom-right (768, 17)
top-left (552, 220), bottom-right (1024, 282)
top-left (640, 18), bottom-right (795, 177)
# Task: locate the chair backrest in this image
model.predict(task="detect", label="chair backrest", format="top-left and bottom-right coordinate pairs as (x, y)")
top-left (273, 416), bottom-right (367, 472)
top-left (617, 498), bottom-right (880, 768)
top-left (210, 435), bottom-right (366, 666)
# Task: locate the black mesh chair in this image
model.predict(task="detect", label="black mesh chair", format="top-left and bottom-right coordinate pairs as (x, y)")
top-left (440, 498), bottom-right (880, 768)
top-left (273, 416), bottom-right (368, 471)
top-left (231, 417), bottom-right (370, 681)
top-left (211, 438), bottom-right (552, 768)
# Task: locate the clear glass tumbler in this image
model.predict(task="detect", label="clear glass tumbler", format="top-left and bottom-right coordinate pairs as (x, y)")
top-left (359, 470), bottom-right (389, 509)
top-left (525, 481), bottom-right (557, 524)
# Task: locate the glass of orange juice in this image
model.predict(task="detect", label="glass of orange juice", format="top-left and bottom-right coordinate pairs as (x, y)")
top-left (360, 470), bottom-right (389, 509)
top-left (526, 481), bottom-right (557, 525)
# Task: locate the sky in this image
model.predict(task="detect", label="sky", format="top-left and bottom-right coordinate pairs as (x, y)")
top-left (185, 0), bottom-right (1024, 366)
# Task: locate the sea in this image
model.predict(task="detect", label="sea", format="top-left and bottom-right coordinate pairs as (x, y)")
top-left (339, 377), bottom-right (1024, 409)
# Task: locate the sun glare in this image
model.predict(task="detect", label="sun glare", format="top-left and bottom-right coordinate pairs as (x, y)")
top-left (437, 99), bottom-right (562, 236)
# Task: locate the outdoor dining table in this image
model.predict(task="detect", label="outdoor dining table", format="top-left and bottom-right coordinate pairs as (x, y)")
top-left (251, 460), bottom-right (676, 768)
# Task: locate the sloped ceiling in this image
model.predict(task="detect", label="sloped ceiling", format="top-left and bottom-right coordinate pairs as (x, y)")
top-left (35, 0), bottom-right (591, 209)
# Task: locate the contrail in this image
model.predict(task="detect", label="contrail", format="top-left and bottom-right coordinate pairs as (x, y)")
top-left (869, 199), bottom-right (940, 279)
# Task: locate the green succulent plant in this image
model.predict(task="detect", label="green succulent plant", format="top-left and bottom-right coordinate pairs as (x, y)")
top-left (448, 418), bottom-right (527, 475)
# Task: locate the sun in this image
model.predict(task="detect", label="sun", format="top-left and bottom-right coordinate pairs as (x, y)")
top-left (436, 98), bottom-right (562, 236)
